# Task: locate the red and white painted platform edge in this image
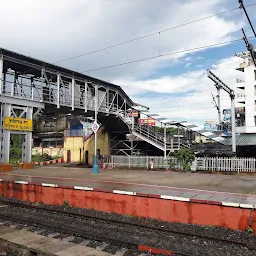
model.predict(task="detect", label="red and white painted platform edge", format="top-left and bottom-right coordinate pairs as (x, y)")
top-left (1, 177), bottom-right (256, 210)
top-left (33, 158), bottom-right (64, 166)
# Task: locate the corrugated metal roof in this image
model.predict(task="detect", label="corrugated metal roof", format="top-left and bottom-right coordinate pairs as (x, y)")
top-left (235, 134), bottom-right (256, 146)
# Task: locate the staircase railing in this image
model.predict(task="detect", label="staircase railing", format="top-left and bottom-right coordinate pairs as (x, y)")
top-left (116, 110), bottom-right (189, 152)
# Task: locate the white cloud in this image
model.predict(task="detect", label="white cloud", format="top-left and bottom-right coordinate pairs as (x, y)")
top-left (117, 56), bottom-right (244, 125)
top-left (0, 0), bottom-right (242, 80)
top-left (0, 0), bottom-right (249, 125)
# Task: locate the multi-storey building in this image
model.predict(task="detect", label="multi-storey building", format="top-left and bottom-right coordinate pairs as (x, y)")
top-left (236, 51), bottom-right (256, 134)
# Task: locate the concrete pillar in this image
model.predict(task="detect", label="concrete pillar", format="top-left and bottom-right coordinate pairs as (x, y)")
top-left (3, 104), bottom-right (11, 163)
top-left (231, 96), bottom-right (236, 154)
top-left (23, 107), bottom-right (33, 162)
top-left (217, 87), bottom-right (221, 124)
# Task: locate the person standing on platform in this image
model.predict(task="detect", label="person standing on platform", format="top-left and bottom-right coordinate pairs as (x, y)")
top-left (149, 159), bottom-right (154, 170)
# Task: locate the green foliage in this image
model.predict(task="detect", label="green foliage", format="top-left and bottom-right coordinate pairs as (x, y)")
top-left (169, 161), bottom-right (177, 169)
top-left (10, 134), bottom-right (22, 159)
top-left (247, 226), bottom-right (253, 233)
top-left (43, 153), bottom-right (53, 161)
top-left (9, 135), bottom-right (22, 165)
top-left (62, 200), bottom-right (69, 208)
top-left (153, 126), bottom-right (182, 136)
top-left (174, 147), bottom-right (195, 171)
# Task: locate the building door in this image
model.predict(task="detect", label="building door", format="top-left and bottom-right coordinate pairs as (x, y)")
top-left (85, 151), bottom-right (89, 165)
top-left (67, 150), bottom-right (71, 163)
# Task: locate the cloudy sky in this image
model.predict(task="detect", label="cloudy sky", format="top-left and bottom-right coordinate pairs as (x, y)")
top-left (1, 0), bottom-right (256, 125)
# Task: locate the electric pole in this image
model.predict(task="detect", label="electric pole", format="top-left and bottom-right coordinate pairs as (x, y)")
top-left (211, 92), bottom-right (221, 124)
top-left (207, 70), bottom-right (236, 154)
top-left (239, 0), bottom-right (256, 38)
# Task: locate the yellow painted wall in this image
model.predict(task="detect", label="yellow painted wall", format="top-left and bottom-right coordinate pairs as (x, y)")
top-left (32, 147), bottom-right (64, 158)
top-left (84, 127), bottom-right (110, 165)
top-left (194, 134), bottom-right (210, 144)
top-left (63, 137), bottom-right (84, 162)
top-left (63, 127), bottom-right (110, 164)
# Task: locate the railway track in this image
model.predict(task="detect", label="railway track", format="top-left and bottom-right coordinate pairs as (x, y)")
top-left (0, 198), bottom-right (255, 256)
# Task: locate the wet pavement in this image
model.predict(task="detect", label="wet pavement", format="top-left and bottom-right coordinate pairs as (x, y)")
top-left (0, 167), bottom-right (256, 205)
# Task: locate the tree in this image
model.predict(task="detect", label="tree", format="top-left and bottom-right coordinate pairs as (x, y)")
top-left (174, 147), bottom-right (195, 171)
top-left (10, 134), bottom-right (22, 159)
top-left (153, 126), bottom-right (182, 136)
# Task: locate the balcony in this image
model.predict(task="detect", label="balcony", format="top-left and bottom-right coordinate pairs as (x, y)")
top-left (236, 80), bottom-right (245, 90)
top-left (236, 63), bottom-right (245, 72)
top-left (236, 93), bottom-right (245, 98)
top-left (235, 93), bottom-right (245, 104)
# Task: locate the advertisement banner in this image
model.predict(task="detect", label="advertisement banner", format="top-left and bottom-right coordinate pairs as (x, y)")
top-left (138, 118), bottom-right (156, 126)
top-left (203, 120), bottom-right (218, 131)
top-left (4, 117), bottom-right (33, 131)
top-left (223, 108), bottom-right (231, 123)
top-left (127, 110), bottom-right (139, 117)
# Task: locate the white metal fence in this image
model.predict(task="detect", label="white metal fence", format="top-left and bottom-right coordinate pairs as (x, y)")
top-left (195, 157), bottom-right (256, 172)
top-left (107, 155), bottom-right (256, 172)
top-left (108, 155), bottom-right (181, 169)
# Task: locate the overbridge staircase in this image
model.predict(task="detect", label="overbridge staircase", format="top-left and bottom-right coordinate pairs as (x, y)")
top-left (117, 111), bottom-right (188, 153)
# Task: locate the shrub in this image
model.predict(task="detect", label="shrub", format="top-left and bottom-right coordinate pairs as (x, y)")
top-left (174, 147), bottom-right (195, 171)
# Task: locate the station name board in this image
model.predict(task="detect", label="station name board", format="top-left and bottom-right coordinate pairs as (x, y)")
top-left (4, 117), bottom-right (33, 131)
top-left (138, 118), bottom-right (156, 126)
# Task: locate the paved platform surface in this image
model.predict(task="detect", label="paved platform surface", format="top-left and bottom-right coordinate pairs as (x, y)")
top-left (1, 167), bottom-right (256, 206)
top-left (0, 225), bottom-right (113, 255)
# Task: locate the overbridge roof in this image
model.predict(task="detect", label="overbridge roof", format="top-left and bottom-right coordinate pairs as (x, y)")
top-left (0, 47), bottom-right (134, 106)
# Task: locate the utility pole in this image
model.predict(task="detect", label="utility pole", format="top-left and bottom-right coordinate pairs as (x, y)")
top-left (92, 84), bottom-right (99, 174)
top-left (207, 70), bottom-right (236, 154)
top-left (242, 29), bottom-right (256, 67)
top-left (239, 0), bottom-right (256, 66)
top-left (211, 90), bottom-right (221, 124)
top-left (239, 0), bottom-right (256, 38)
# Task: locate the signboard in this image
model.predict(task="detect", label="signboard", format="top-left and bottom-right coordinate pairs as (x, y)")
top-left (4, 117), bottom-right (33, 131)
top-left (138, 118), bottom-right (156, 126)
top-left (133, 111), bottom-right (139, 117)
top-left (203, 120), bottom-right (218, 131)
top-left (223, 108), bottom-right (231, 123)
top-left (236, 107), bottom-right (245, 114)
top-left (127, 110), bottom-right (139, 117)
top-left (91, 121), bottom-right (100, 133)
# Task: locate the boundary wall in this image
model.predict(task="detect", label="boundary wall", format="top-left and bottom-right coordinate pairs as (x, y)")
top-left (0, 180), bottom-right (255, 232)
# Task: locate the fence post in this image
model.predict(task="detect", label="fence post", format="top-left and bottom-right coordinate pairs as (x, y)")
top-left (191, 159), bottom-right (197, 171)
top-left (111, 155), bottom-right (114, 167)
top-left (129, 156), bottom-right (131, 169)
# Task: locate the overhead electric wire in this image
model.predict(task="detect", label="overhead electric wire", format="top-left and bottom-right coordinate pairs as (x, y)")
top-left (82, 37), bottom-right (254, 73)
top-left (54, 3), bottom-right (256, 65)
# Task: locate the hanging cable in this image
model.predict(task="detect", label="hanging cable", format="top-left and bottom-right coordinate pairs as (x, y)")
top-left (82, 37), bottom-right (254, 73)
top-left (53, 4), bottom-right (256, 64)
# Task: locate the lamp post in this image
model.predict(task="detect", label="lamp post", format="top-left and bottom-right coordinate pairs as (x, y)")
top-left (93, 85), bottom-right (99, 174)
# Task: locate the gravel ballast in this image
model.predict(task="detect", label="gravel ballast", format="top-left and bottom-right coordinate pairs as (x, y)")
top-left (0, 197), bottom-right (255, 256)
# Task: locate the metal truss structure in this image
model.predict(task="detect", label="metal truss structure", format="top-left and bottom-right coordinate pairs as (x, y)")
top-left (0, 48), bottom-right (232, 163)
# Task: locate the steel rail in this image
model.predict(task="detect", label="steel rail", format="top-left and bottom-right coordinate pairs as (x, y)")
top-left (0, 198), bottom-right (255, 251)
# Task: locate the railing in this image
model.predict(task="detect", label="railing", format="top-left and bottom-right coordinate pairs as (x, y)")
top-left (108, 155), bottom-right (181, 169)
top-left (0, 77), bottom-right (127, 116)
top-left (196, 157), bottom-right (256, 172)
top-left (107, 155), bottom-right (256, 172)
top-left (116, 110), bottom-right (185, 151)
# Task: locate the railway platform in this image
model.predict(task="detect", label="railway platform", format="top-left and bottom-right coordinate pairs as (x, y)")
top-left (0, 166), bottom-right (256, 233)
top-left (0, 166), bottom-right (256, 206)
